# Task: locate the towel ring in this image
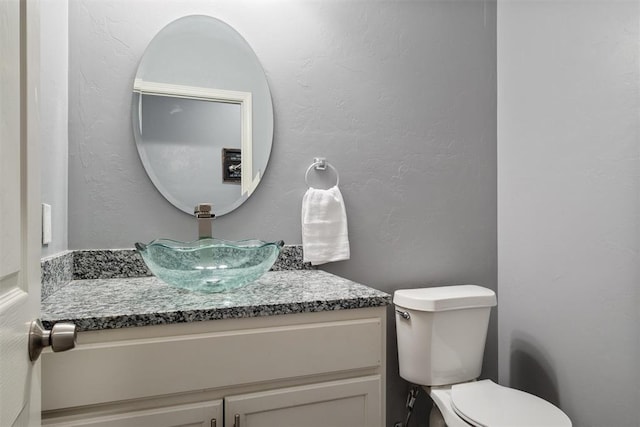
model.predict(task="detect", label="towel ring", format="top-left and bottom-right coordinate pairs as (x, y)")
top-left (305, 158), bottom-right (340, 187)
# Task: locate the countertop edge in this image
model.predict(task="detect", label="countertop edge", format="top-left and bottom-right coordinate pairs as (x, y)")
top-left (41, 270), bottom-right (391, 331)
top-left (42, 296), bottom-right (392, 332)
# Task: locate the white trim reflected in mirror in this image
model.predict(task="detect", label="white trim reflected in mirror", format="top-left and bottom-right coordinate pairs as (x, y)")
top-left (133, 79), bottom-right (258, 197)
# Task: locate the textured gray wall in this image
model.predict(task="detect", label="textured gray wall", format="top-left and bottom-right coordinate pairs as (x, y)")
top-left (497, 2), bottom-right (640, 426)
top-left (68, 1), bottom-right (497, 425)
top-left (40, 0), bottom-right (68, 257)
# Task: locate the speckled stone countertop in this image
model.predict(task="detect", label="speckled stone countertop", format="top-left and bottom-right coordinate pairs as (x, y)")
top-left (41, 270), bottom-right (391, 332)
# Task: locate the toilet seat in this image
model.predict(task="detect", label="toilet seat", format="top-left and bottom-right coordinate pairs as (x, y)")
top-left (450, 380), bottom-right (572, 427)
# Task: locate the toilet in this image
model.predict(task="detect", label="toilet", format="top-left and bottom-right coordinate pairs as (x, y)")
top-left (394, 285), bottom-right (571, 427)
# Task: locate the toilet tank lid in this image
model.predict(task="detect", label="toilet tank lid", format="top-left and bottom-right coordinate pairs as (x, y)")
top-left (393, 285), bottom-right (496, 312)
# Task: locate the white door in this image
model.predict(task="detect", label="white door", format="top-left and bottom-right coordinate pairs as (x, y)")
top-left (0, 0), bottom-right (41, 425)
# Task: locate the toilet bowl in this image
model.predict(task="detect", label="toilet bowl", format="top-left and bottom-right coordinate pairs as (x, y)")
top-left (428, 380), bottom-right (571, 427)
top-left (394, 285), bottom-right (572, 427)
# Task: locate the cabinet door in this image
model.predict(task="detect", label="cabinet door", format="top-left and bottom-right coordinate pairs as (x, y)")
top-left (225, 376), bottom-right (382, 427)
top-left (43, 400), bottom-right (223, 427)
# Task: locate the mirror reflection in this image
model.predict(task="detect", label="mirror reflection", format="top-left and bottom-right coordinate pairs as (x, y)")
top-left (132, 15), bottom-right (273, 216)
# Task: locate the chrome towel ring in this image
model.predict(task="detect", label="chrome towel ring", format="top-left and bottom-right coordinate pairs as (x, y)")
top-left (304, 157), bottom-right (340, 187)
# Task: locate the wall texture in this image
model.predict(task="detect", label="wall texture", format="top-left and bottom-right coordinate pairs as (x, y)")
top-left (497, 2), bottom-right (640, 426)
top-left (40, 0), bottom-right (68, 257)
top-left (67, 1), bottom-right (497, 425)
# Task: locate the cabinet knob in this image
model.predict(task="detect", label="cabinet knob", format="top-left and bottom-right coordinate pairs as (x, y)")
top-left (210, 418), bottom-right (216, 427)
top-left (28, 319), bottom-right (77, 362)
top-left (234, 414), bottom-right (240, 427)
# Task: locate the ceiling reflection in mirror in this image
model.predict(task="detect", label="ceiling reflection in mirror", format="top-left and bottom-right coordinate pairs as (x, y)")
top-left (132, 15), bottom-right (273, 216)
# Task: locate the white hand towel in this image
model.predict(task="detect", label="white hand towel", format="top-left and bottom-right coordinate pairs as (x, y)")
top-left (301, 186), bottom-right (350, 265)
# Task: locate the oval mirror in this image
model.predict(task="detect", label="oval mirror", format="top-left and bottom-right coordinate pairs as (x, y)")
top-left (132, 15), bottom-right (273, 216)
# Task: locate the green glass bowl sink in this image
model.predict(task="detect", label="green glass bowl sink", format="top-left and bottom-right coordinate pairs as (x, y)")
top-left (135, 238), bottom-right (284, 293)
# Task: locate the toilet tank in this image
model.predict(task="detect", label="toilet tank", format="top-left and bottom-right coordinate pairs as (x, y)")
top-left (394, 285), bottom-right (496, 386)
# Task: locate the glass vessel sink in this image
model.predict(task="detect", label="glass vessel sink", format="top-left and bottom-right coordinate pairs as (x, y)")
top-left (135, 238), bottom-right (284, 293)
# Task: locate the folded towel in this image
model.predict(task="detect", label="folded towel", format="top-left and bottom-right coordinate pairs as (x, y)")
top-left (301, 185), bottom-right (350, 265)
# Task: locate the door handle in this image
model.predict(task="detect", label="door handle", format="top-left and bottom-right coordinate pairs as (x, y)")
top-left (28, 319), bottom-right (77, 362)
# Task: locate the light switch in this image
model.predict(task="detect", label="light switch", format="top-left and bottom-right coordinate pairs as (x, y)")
top-left (42, 203), bottom-right (51, 245)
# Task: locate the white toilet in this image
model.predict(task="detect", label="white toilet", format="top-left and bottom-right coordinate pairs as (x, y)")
top-left (394, 285), bottom-right (572, 427)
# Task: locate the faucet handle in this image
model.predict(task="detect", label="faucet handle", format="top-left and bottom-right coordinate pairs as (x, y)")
top-left (194, 203), bottom-right (214, 218)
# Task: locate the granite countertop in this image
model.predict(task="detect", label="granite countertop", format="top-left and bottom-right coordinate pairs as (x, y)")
top-left (41, 270), bottom-right (391, 331)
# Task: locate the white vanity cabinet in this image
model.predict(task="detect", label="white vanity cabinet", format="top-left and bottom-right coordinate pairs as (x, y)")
top-left (43, 400), bottom-right (224, 427)
top-left (225, 376), bottom-right (381, 427)
top-left (41, 307), bottom-right (386, 427)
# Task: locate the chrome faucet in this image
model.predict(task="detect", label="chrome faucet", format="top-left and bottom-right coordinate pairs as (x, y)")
top-left (194, 203), bottom-right (215, 239)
